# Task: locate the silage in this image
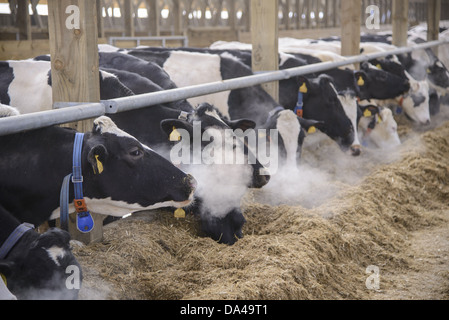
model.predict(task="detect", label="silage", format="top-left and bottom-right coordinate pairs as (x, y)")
top-left (73, 120), bottom-right (449, 300)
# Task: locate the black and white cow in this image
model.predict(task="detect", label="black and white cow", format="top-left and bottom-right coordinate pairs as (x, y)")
top-left (110, 101), bottom-right (270, 245)
top-left (0, 204), bottom-right (81, 300)
top-left (0, 59), bottom-right (134, 111)
top-left (0, 59), bottom-right (268, 245)
top-left (0, 114), bottom-right (196, 227)
top-left (125, 48), bottom-right (359, 156)
top-left (206, 43), bottom-right (409, 151)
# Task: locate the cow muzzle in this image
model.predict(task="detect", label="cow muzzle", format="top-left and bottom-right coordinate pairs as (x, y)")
top-left (350, 144), bottom-right (362, 157)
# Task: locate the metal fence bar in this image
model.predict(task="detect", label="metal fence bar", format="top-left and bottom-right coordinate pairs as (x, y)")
top-left (108, 36), bottom-right (189, 47)
top-left (0, 39), bottom-right (448, 137)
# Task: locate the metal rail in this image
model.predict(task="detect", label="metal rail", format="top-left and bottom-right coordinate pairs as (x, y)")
top-left (109, 36), bottom-right (189, 47)
top-left (0, 39), bottom-right (448, 137)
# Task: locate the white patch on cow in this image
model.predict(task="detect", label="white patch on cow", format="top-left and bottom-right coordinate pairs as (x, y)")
top-left (276, 110), bottom-right (300, 167)
top-left (7, 60), bottom-right (53, 113)
top-left (162, 51), bottom-right (231, 118)
top-left (279, 53), bottom-right (296, 67)
top-left (50, 191), bottom-right (195, 220)
top-left (0, 104), bottom-right (20, 117)
top-left (98, 44), bottom-right (121, 53)
top-left (329, 83), bottom-right (360, 148)
top-left (93, 116), bottom-right (135, 139)
top-left (204, 109), bottom-right (228, 126)
top-left (402, 76), bottom-right (431, 124)
top-left (219, 51), bottom-right (241, 63)
top-left (45, 246), bottom-right (66, 267)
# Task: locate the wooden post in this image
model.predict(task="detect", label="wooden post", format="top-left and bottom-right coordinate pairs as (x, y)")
top-left (392, 0), bottom-right (409, 47)
top-left (16, 0), bottom-right (32, 40)
top-left (251, 0), bottom-right (279, 102)
top-left (341, 0), bottom-right (361, 60)
top-left (172, 0), bottom-right (182, 35)
top-left (147, 0), bottom-right (160, 36)
top-left (124, 0), bottom-right (135, 37)
top-left (427, 0), bottom-right (441, 56)
top-left (48, 0), bottom-right (105, 244)
top-left (97, 0), bottom-right (105, 38)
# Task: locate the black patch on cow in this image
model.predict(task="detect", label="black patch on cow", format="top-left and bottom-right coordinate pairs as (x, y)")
top-left (411, 93), bottom-right (426, 107)
top-left (0, 61), bottom-right (14, 105)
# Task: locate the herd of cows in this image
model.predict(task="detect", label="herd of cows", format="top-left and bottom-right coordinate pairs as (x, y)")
top-left (1, 23), bottom-right (449, 299)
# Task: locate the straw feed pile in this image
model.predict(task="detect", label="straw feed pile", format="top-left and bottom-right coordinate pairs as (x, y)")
top-left (74, 119), bottom-right (449, 300)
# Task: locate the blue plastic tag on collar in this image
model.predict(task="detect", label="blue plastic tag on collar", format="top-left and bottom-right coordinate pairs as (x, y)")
top-left (77, 212), bottom-right (94, 234)
top-left (396, 106), bottom-right (403, 115)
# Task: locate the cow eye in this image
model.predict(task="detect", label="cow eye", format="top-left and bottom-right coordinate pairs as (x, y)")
top-left (129, 147), bottom-right (143, 157)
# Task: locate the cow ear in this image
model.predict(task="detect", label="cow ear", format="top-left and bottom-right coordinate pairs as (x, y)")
top-left (226, 119), bottom-right (256, 131)
top-left (0, 260), bottom-right (15, 278)
top-left (88, 144), bottom-right (108, 175)
top-left (160, 120), bottom-right (194, 142)
top-left (297, 117), bottom-right (325, 133)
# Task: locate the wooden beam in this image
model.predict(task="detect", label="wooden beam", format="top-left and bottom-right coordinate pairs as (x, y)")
top-left (392, 0), bottom-right (409, 47)
top-left (48, 0), bottom-right (104, 244)
top-left (340, 0), bottom-right (361, 58)
top-left (16, 0), bottom-right (32, 40)
top-left (146, 0), bottom-right (160, 36)
top-left (124, 0), bottom-right (135, 37)
top-left (251, 0), bottom-right (279, 101)
top-left (427, 0), bottom-right (441, 56)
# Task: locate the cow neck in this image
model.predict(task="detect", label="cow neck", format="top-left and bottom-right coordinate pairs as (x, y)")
top-left (59, 133), bottom-right (94, 234)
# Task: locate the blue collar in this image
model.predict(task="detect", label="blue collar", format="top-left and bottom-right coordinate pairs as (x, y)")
top-left (0, 223), bottom-right (34, 259)
top-left (60, 133), bottom-right (94, 234)
top-left (294, 92), bottom-right (304, 118)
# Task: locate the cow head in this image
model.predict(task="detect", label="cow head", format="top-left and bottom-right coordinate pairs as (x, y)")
top-left (357, 62), bottom-right (410, 100)
top-left (297, 75), bottom-right (356, 153)
top-left (0, 208), bottom-right (81, 300)
top-left (426, 59), bottom-right (449, 96)
top-left (358, 105), bottom-right (401, 149)
top-left (80, 117), bottom-right (197, 217)
top-left (399, 79), bottom-right (431, 125)
top-left (259, 107), bottom-right (326, 168)
top-left (160, 103), bottom-right (270, 245)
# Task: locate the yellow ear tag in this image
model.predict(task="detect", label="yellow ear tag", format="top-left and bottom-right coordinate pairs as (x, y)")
top-left (377, 114), bottom-right (382, 124)
top-left (307, 126), bottom-right (316, 134)
top-left (376, 64), bottom-right (382, 70)
top-left (95, 155), bottom-right (104, 174)
top-left (427, 68), bottom-right (431, 74)
top-left (170, 127), bottom-right (182, 142)
top-left (1, 273), bottom-right (6, 286)
top-left (299, 82), bottom-right (308, 93)
top-left (357, 76), bottom-right (365, 86)
top-left (363, 109), bottom-right (372, 117)
top-left (174, 208), bottom-right (186, 219)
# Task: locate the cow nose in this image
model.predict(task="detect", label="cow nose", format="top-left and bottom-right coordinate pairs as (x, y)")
top-left (350, 145), bottom-right (362, 157)
top-left (184, 174), bottom-right (197, 191)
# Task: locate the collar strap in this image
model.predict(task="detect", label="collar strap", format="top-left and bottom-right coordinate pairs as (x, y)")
top-left (0, 223), bottom-right (34, 259)
top-left (268, 106), bottom-right (284, 119)
top-left (60, 133), bottom-right (94, 234)
top-left (294, 92), bottom-right (304, 118)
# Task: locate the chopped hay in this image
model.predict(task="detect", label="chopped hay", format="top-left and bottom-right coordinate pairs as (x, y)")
top-left (73, 118), bottom-right (449, 300)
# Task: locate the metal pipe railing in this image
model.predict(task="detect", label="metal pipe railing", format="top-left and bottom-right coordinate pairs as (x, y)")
top-left (0, 39), bottom-right (448, 137)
